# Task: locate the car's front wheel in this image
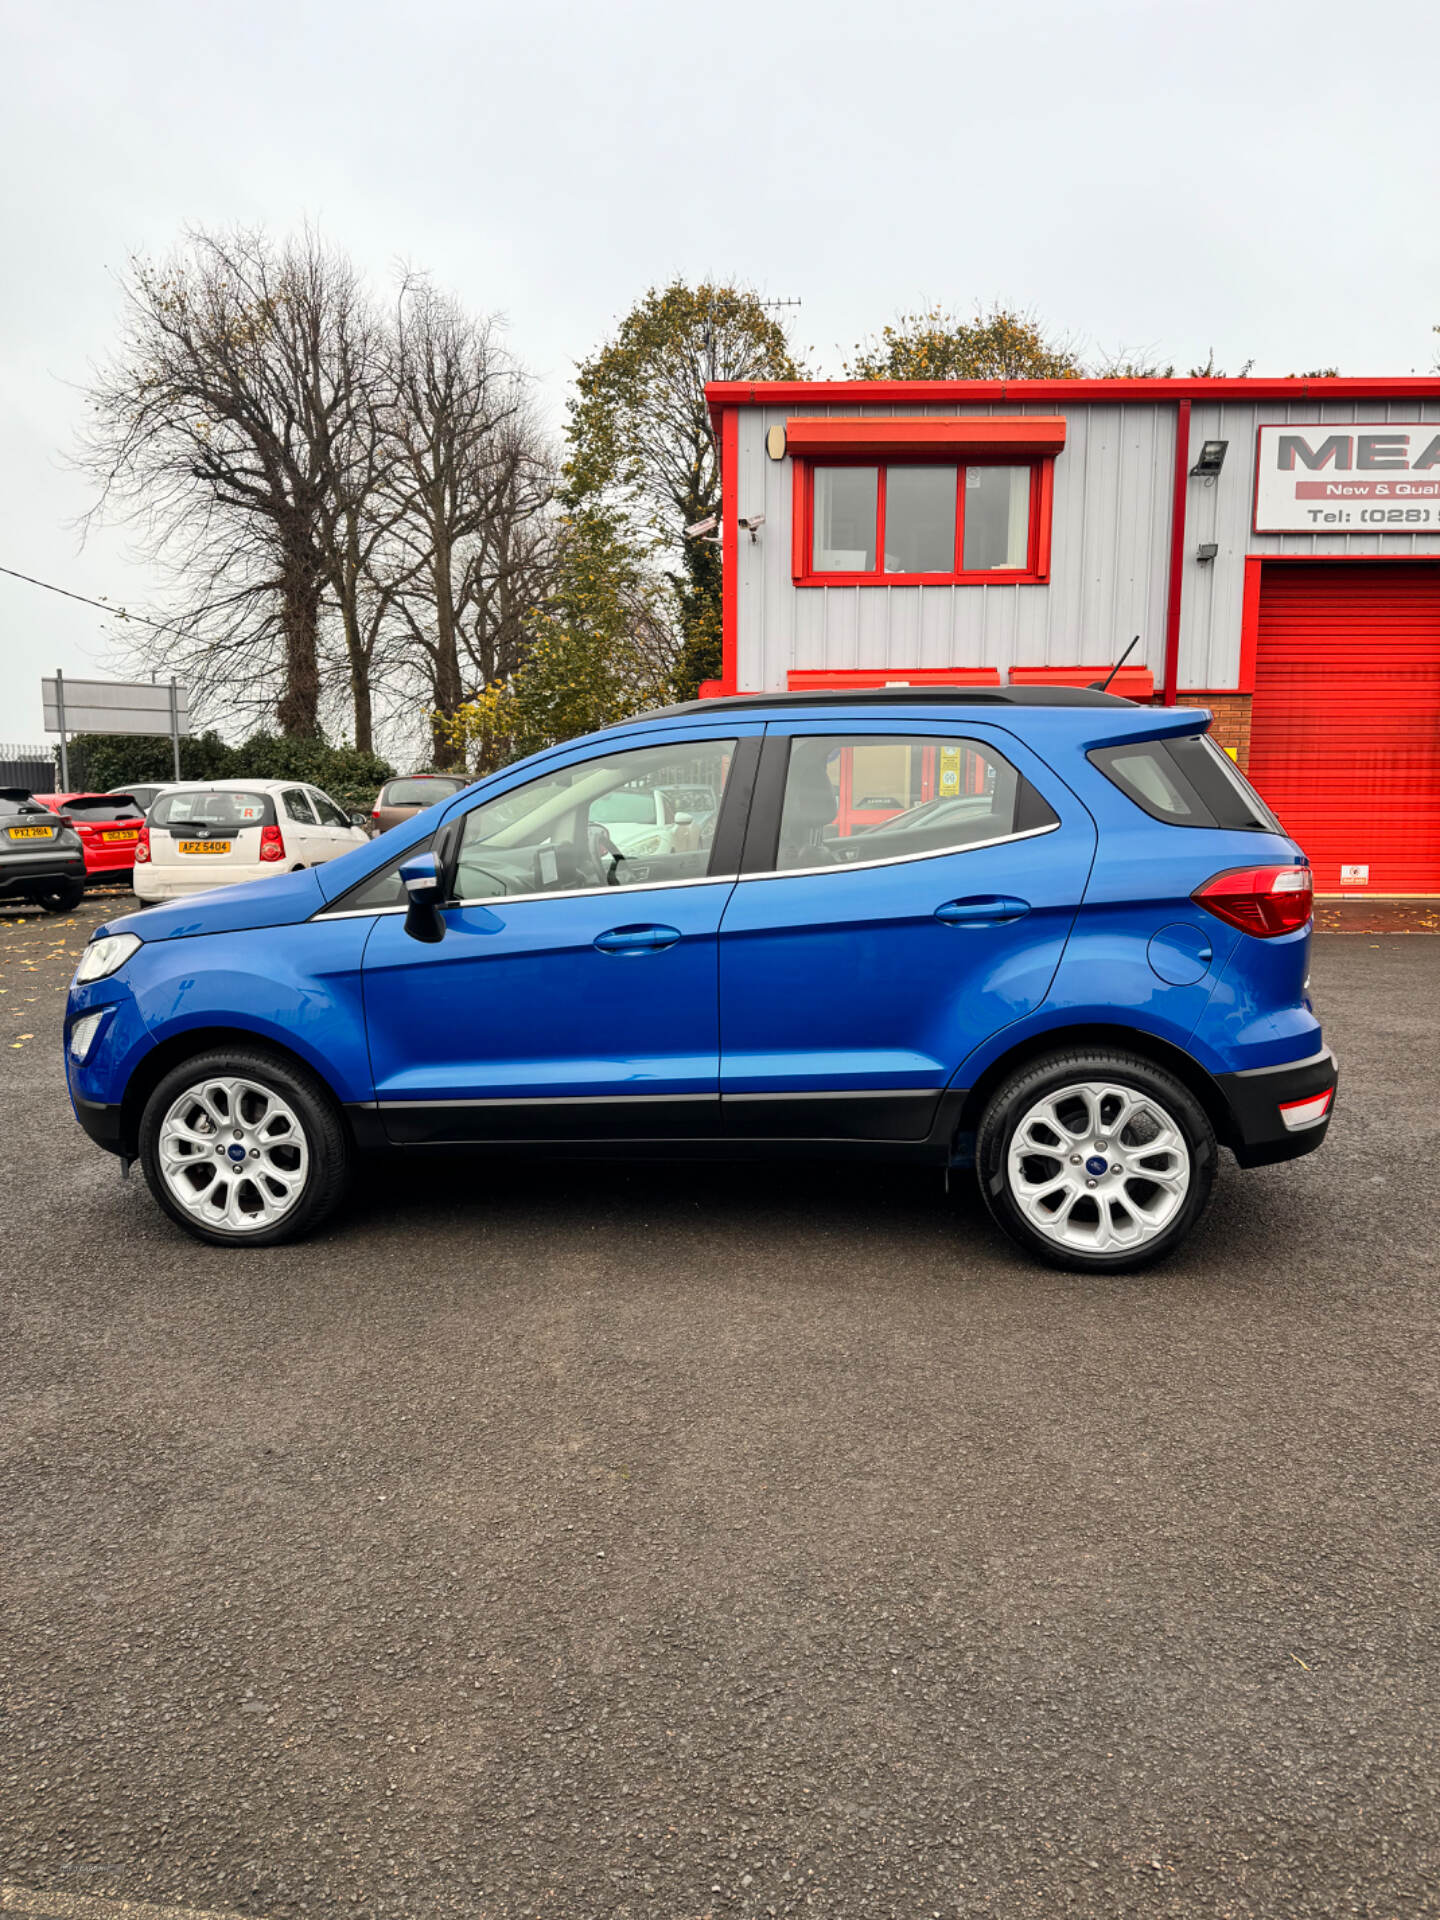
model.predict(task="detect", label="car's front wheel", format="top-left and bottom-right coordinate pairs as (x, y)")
top-left (976, 1049), bottom-right (1216, 1273)
top-left (138, 1046), bottom-right (350, 1247)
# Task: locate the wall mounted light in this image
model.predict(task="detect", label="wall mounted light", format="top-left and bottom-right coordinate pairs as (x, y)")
top-left (1189, 439), bottom-right (1228, 477)
top-left (766, 425), bottom-right (788, 460)
top-left (1196, 542), bottom-right (1219, 564)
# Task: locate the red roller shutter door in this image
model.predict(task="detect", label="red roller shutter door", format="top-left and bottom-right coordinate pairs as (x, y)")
top-left (1248, 563), bottom-right (1440, 893)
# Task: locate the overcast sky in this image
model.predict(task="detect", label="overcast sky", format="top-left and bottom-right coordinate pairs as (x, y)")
top-left (2, 0), bottom-right (1437, 741)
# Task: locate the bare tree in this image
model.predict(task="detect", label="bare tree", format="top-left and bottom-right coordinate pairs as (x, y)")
top-left (78, 226), bottom-right (391, 743)
top-left (380, 277), bottom-right (553, 766)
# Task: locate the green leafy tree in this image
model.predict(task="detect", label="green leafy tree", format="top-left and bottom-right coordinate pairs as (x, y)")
top-left (846, 305), bottom-right (1083, 381)
top-left (564, 281), bottom-right (802, 699)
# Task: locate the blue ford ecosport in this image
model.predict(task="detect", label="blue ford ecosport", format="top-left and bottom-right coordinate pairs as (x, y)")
top-left (64, 688), bottom-right (1337, 1272)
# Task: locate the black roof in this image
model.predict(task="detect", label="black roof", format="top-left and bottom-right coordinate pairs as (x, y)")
top-left (636, 684), bottom-right (1136, 723)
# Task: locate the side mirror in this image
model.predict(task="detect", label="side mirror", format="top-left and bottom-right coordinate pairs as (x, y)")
top-left (399, 851), bottom-right (446, 944)
top-left (350, 811), bottom-right (371, 830)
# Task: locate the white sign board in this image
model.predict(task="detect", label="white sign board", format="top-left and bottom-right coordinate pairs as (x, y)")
top-left (1254, 422), bottom-right (1440, 532)
top-left (42, 677), bottom-right (192, 737)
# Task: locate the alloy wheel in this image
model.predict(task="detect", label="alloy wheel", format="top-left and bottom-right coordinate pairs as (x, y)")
top-left (1006, 1079), bottom-right (1191, 1256)
top-left (156, 1074), bottom-right (310, 1234)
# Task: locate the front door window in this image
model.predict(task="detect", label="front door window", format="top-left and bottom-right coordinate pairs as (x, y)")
top-left (454, 738), bottom-right (737, 900)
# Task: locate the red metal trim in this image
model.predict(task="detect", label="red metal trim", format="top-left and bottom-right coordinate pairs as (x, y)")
top-left (1161, 400), bottom-right (1192, 706)
top-left (786, 667), bottom-right (1003, 689)
top-left (792, 455), bottom-right (1053, 587)
top-left (1238, 556), bottom-right (1264, 694)
top-left (1009, 664), bottom-right (1155, 697)
top-left (784, 415), bottom-right (1067, 456)
top-left (720, 405), bottom-right (739, 693)
top-left (707, 375), bottom-right (1440, 433)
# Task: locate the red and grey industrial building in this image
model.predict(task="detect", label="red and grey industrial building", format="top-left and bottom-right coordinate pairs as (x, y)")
top-left (701, 376), bottom-right (1440, 895)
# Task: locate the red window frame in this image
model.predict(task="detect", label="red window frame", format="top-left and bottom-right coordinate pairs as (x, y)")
top-left (792, 455), bottom-right (1054, 588)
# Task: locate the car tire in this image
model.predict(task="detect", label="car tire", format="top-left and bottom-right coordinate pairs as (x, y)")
top-left (138, 1045), bottom-right (350, 1248)
top-left (975, 1048), bottom-right (1216, 1273)
top-left (32, 879), bottom-right (85, 914)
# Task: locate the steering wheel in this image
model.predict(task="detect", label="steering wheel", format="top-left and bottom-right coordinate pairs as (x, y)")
top-left (587, 822), bottom-right (627, 885)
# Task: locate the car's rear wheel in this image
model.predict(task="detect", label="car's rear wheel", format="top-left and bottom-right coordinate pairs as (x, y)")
top-left (976, 1049), bottom-right (1216, 1273)
top-left (32, 879), bottom-right (85, 914)
top-left (138, 1046), bottom-right (350, 1247)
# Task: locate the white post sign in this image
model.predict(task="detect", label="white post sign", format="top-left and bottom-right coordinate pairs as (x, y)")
top-left (1254, 422), bottom-right (1440, 532)
top-left (41, 674), bottom-right (191, 789)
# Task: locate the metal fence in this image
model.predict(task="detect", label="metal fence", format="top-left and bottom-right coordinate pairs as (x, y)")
top-left (0, 743), bottom-right (59, 791)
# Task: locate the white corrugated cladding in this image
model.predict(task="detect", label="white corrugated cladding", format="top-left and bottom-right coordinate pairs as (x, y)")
top-left (734, 394), bottom-right (1440, 694)
top-left (736, 402), bottom-right (1176, 693)
top-left (1181, 397), bottom-right (1440, 688)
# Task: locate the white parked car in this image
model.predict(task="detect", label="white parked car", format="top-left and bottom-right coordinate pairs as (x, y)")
top-left (133, 779), bottom-right (369, 903)
top-left (588, 784), bottom-right (719, 858)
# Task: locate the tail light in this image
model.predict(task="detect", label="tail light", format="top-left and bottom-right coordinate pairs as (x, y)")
top-left (259, 823), bottom-right (286, 863)
top-left (134, 826), bottom-right (151, 864)
top-left (1192, 864), bottom-right (1313, 937)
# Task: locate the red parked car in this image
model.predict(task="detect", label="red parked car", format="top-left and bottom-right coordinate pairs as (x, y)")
top-left (34, 793), bottom-right (147, 880)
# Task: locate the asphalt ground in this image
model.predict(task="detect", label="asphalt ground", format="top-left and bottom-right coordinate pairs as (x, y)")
top-left (1, 892), bottom-right (1437, 1920)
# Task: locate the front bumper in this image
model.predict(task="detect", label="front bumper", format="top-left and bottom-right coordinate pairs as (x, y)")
top-left (72, 1093), bottom-right (125, 1154)
top-left (1214, 1046), bottom-right (1339, 1168)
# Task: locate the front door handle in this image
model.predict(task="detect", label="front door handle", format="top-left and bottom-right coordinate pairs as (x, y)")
top-left (934, 895), bottom-right (1031, 926)
top-left (593, 924), bottom-right (681, 954)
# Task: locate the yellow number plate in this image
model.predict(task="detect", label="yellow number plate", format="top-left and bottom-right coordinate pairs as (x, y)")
top-left (9, 825), bottom-right (53, 839)
top-left (102, 829), bottom-right (138, 843)
top-left (178, 840), bottom-right (230, 855)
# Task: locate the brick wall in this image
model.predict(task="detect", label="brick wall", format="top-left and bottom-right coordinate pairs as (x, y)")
top-left (1152, 692), bottom-right (1253, 769)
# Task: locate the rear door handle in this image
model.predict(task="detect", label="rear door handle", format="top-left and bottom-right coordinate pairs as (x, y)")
top-left (934, 896), bottom-right (1031, 926)
top-left (593, 924), bottom-right (681, 954)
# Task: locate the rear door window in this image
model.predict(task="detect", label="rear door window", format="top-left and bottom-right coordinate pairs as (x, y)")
top-left (768, 734), bottom-right (1057, 872)
top-left (283, 788), bottom-right (319, 825)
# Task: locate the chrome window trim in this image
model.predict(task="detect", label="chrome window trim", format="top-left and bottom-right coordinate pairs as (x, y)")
top-left (313, 821), bottom-right (1059, 919)
top-left (313, 872), bottom-right (737, 921)
top-left (738, 818), bottom-right (1060, 884)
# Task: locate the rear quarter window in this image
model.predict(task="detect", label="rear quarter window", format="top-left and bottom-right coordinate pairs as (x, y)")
top-left (1089, 735), bottom-right (1282, 832)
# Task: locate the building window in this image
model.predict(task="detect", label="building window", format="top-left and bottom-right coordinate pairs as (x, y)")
top-left (797, 458), bottom-right (1050, 585)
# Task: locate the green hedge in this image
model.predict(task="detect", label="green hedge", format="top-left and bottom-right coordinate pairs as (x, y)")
top-left (67, 731), bottom-right (396, 817)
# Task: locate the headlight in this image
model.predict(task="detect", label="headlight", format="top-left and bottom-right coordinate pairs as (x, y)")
top-left (626, 834), bottom-right (666, 855)
top-left (69, 1009), bottom-right (108, 1061)
top-left (73, 931), bottom-right (141, 984)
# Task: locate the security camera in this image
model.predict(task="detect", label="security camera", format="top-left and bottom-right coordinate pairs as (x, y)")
top-left (737, 513), bottom-right (765, 532)
top-left (684, 513), bottom-right (719, 539)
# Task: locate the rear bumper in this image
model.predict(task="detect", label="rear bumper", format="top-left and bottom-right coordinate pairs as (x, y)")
top-left (135, 861), bottom-right (273, 900)
top-left (1213, 1047), bottom-right (1338, 1168)
top-left (0, 853), bottom-right (87, 898)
